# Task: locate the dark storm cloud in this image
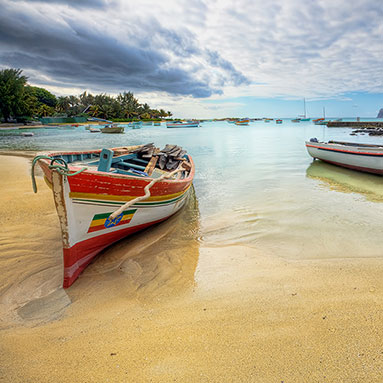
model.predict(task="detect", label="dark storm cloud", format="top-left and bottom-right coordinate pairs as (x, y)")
top-left (206, 50), bottom-right (250, 86)
top-left (11, 0), bottom-right (112, 9)
top-left (0, 2), bottom-right (247, 97)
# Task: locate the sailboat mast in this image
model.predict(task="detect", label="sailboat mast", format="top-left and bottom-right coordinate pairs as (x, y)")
top-left (304, 98), bottom-right (306, 118)
top-left (323, 107), bottom-right (326, 119)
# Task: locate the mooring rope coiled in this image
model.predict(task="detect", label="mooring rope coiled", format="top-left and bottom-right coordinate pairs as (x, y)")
top-left (31, 155), bottom-right (87, 193)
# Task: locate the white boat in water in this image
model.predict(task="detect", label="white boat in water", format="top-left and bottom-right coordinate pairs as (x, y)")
top-left (305, 138), bottom-right (383, 175)
top-left (166, 121), bottom-right (199, 128)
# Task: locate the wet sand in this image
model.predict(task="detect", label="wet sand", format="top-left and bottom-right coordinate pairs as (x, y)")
top-left (1, 154), bottom-right (383, 382)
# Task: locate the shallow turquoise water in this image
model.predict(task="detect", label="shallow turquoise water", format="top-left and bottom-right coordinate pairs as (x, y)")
top-left (1, 120), bottom-right (382, 261)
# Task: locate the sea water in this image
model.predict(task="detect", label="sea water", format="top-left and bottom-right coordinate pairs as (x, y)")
top-left (1, 120), bottom-right (382, 262)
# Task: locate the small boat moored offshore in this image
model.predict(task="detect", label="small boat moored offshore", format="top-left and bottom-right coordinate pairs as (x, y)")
top-left (166, 121), bottom-right (199, 128)
top-left (235, 119), bottom-right (250, 126)
top-left (305, 138), bottom-right (383, 175)
top-left (276, 119), bottom-right (283, 124)
top-left (100, 125), bottom-right (124, 134)
top-left (32, 143), bottom-right (195, 287)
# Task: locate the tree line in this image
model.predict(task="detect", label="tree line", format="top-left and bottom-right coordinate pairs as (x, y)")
top-left (0, 68), bottom-right (173, 122)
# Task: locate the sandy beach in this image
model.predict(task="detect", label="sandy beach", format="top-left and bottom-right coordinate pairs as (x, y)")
top-left (0, 153), bottom-right (382, 382)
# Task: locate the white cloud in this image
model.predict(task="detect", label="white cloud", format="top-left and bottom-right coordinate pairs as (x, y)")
top-left (1, 0), bottom-right (382, 117)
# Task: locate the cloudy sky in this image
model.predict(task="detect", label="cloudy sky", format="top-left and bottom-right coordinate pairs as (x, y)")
top-left (0, 0), bottom-right (382, 117)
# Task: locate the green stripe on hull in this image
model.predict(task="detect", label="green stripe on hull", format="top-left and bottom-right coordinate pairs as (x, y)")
top-left (73, 192), bottom-right (187, 207)
top-left (93, 209), bottom-right (137, 220)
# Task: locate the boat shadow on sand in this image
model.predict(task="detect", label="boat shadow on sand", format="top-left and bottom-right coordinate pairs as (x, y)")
top-left (3, 187), bottom-right (200, 328)
top-left (306, 160), bottom-right (383, 203)
top-left (72, 186), bottom-right (201, 298)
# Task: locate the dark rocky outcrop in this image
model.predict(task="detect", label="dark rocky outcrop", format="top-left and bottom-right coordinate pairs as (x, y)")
top-left (327, 121), bottom-right (383, 128)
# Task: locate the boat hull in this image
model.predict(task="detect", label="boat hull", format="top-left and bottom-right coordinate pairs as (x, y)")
top-left (38, 151), bottom-right (194, 287)
top-left (166, 123), bottom-right (199, 128)
top-left (100, 127), bottom-right (124, 133)
top-left (306, 141), bottom-right (383, 175)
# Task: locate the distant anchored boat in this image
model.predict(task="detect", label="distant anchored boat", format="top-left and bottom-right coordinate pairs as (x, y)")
top-left (166, 121), bottom-right (199, 128)
top-left (306, 138), bottom-right (383, 175)
top-left (101, 125), bottom-right (124, 134)
top-left (276, 119), bottom-right (283, 124)
top-left (235, 119), bottom-right (250, 126)
top-left (32, 143), bottom-right (195, 287)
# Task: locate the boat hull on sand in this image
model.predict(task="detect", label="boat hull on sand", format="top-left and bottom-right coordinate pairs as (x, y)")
top-left (306, 139), bottom-right (383, 175)
top-left (37, 145), bottom-right (194, 287)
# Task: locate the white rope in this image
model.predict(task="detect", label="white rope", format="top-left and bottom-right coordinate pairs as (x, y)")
top-left (109, 167), bottom-right (185, 220)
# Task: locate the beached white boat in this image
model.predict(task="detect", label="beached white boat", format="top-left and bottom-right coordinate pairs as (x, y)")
top-left (306, 138), bottom-right (383, 175)
top-left (32, 143), bottom-right (195, 287)
top-left (166, 121), bottom-right (199, 128)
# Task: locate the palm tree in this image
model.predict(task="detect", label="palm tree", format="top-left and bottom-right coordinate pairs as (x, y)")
top-left (56, 96), bottom-right (70, 114)
top-left (117, 92), bottom-right (140, 119)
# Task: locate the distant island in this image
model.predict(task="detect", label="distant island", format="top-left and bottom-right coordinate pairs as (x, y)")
top-left (377, 108), bottom-right (383, 118)
top-left (0, 68), bottom-right (173, 123)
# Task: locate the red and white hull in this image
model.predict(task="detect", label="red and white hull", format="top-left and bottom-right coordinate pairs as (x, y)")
top-left (38, 149), bottom-right (194, 287)
top-left (306, 140), bottom-right (383, 175)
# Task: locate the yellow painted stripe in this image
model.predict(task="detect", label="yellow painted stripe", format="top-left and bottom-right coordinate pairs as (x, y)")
top-left (89, 214), bottom-right (134, 228)
top-left (69, 186), bottom-right (189, 202)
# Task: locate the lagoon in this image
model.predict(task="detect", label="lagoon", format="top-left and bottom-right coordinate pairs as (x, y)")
top-left (1, 120), bottom-right (382, 262)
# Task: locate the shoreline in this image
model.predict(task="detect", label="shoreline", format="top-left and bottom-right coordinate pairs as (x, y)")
top-left (0, 154), bottom-right (382, 382)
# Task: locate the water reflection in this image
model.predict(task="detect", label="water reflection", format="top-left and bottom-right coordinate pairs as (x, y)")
top-left (306, 160), bottom-right (383, 203)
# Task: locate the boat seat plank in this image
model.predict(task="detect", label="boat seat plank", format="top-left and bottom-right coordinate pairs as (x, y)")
top-left (115, 161), bottom-right (146, 171)
top-left (144, 156), bottom-right (158, 176)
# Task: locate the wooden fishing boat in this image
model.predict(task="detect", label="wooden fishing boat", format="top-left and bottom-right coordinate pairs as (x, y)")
top-left (235, 119), bottom-right (250, 126)
top-left (154, 122), bottom-right (161, 126)
top-left (292, 119), bottom-right (301, 123)
top-left (305, 138), bottom-right (383, 175)
top-left (100, 125), bottom-right (124, 134)
top-left (32, 143), bottom-right (195, 287)
top-left (89, 128), bottom-right (101, 133)
top-left (276, 119), bottom-right (283, 124)
top-left (166, 121), bottom-right (199, 128)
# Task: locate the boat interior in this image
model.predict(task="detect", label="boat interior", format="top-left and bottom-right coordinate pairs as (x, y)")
top-left (327, 140), bottom-right (383, 148)
top-left (50, 144), bottom-right (192, 179)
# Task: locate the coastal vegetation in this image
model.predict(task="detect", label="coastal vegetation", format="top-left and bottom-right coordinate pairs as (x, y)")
top-left (0, 68), bottom-right (172, 123)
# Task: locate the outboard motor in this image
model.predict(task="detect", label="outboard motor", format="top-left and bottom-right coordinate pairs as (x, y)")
top-left (309, 137), bottom-right (319, 143)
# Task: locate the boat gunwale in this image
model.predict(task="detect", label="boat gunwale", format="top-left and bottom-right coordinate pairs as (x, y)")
top-left (305, 141), bottom-right (383, 156)
top-left (37, 145), bottom-right (195, 185)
